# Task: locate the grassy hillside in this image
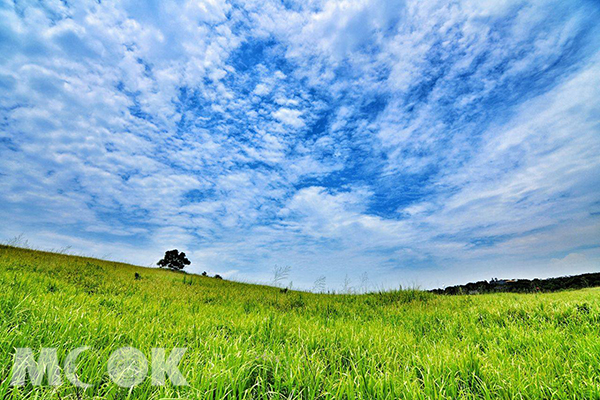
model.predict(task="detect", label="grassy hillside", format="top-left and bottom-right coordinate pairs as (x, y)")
top-left (1, 246), bottom-right (600, 399)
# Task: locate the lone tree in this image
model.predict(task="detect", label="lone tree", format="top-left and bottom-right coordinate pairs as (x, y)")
top-left (157, 249), bottom-right (191, 271)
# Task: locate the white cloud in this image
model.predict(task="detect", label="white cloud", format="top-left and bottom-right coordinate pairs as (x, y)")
top-left (253, 83), bottom-right (270, 96)
top-left (272, 108), bottom-right (304, 128)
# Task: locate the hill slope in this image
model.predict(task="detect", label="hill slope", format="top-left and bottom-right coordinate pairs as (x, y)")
top-left (1, 245), bottom-right (600, 399)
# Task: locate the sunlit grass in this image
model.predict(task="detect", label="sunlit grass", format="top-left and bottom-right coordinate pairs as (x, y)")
top-left (1, 245), bottom-right (600, 399)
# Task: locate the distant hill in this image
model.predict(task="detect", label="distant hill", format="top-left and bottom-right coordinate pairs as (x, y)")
top-left (431, 272), bottom-right (600, 295)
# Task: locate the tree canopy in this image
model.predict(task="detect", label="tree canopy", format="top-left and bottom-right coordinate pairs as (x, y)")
top-left (157, 249), bottom-right (191, 271)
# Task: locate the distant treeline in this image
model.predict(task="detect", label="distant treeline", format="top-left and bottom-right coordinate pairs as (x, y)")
top-left (431, 272), bottom-right (600, 295)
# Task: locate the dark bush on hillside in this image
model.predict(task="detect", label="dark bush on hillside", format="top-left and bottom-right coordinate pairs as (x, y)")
top-left (134, 272), bottom-right (141, 280)
top-left (214, 274), bottom-right (223, 280)
top-left (202, 271), bottom-right (208, 276)
top-left (157, 249), bottom-right (191, 271)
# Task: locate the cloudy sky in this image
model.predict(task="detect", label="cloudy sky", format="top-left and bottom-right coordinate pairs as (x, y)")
top-left (1, 0), bottom-right (599, 290)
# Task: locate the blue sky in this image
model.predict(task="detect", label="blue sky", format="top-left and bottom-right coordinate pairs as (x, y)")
top-left (1, 0), bottom-right (599, 290)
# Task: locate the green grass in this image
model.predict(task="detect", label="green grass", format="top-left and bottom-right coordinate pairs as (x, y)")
top-left (2, 245), bottom-right (600, 399)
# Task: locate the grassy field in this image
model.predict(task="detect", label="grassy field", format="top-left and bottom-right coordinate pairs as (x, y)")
top-left (1, 245), bottom-right (600, 399)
